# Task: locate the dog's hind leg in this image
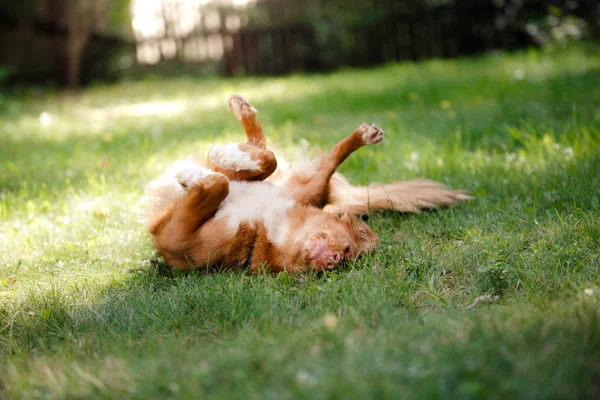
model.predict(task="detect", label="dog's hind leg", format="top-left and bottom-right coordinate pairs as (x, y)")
top-left (280, 123), bottom-right (384, 208)
top-left (207, 143), bottom-right (277, 181)
top-left (148, 165), bottom-right (229, 252)
top-left (205, 95), bottom-right (277, 181)
top-left (227, 94), bottom-right (267, 149)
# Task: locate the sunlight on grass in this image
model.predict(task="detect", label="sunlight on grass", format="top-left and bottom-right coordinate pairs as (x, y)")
top-left (1, 44), bottom-right (599, 398)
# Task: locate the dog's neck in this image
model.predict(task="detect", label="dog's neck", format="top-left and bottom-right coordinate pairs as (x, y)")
top-left (249, 205), bottom-right (324, 273)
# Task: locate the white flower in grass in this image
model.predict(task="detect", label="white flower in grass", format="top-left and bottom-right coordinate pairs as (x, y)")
top-left (150, 125), bottom-right (162, 137)
top-left (296, 370), bottom-right (317, 387)
top-left (39, 111), bottom-right (53, 126)
top-left (505, 153), bottom-right (516, 163)
top-left (563, 147), bottom-right (574, 159)
top-left (323, 313), bottom-right (338, 331)
top-left (513, 69), bottom-right (525, 80)
top-left (584, 288), bottom-right (595, 296)
top-left (403, 161), bottom-right (418, 171)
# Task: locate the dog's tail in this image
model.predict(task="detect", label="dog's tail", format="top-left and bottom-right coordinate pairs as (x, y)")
top-left (323, 173), bottom-right (473, 214)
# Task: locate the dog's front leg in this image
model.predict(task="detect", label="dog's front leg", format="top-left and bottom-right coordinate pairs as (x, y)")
top-left (286, 123), bottom-right (384, 208)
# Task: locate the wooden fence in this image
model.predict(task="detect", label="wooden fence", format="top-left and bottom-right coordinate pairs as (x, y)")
top-left (132, 0), bottom-right (598, 76)
top-left (1, 0), bottom-right (597, 85)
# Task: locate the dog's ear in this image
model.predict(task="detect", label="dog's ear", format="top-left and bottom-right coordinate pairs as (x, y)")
top-left (356, 220), bottom-right (378, 255)
top-left (340, 213), bottom-right (379, 255)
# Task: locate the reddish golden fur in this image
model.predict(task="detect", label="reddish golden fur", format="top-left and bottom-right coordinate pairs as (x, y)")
top-left (142, 95), bottom-right (470, 273)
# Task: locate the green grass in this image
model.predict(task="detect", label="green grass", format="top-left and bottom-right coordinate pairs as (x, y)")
top-left (1, 43), bottom-right (600, 399)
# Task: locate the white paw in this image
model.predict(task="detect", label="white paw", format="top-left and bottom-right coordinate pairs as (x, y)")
top-left (175, 164), bottom-right (214, 189)
top-left (358, 123), bottom-right (384, 145)
top-left (227, 95), bottom-right (257, 120)
top-left (208, 144), bottom-right (261, 171)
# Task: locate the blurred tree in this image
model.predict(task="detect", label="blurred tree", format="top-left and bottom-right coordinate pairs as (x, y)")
top-left (46, 0), bottom-right (108, 87)
top-left (0, 0), bottom-right (132, 87)
top-left (43, 0), bottom-right (131, 87)
top-left (106, 0), bottom-right (134, 36)
top-left (583, 0), bottom-right (599, 37)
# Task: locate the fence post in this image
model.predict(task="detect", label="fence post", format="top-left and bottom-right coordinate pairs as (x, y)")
top-left (583, 0), bottom-right (599, 38)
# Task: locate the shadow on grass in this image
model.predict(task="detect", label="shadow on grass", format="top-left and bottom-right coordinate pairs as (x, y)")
top-left (3, 194), bottom-right (599, 355)
top-left (1, 246), bottom-right (600, 399)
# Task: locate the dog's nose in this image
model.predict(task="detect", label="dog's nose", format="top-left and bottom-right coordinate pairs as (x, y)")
top-left (332, 253), bottom-right (341, 263)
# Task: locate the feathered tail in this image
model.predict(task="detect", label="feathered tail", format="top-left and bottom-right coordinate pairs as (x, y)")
top-left (323, 173), bottom-right (473, 214)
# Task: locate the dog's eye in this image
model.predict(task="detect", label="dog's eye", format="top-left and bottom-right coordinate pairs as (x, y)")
top-left (344, 246), bottom-right (351, 255)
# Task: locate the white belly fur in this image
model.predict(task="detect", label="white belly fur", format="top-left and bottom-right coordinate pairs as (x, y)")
top-left (214, 181), bottom-right (294, 246)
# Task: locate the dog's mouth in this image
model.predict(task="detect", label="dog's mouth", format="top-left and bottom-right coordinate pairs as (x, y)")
top-left (305, 235), bottom-right (344, 270)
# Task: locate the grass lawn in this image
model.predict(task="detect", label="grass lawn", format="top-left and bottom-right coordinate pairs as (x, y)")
top-left (1, 43), bottom-right (599, 399)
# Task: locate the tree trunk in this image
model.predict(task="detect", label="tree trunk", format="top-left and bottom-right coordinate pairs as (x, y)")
top-left (16, 18), bottom-right (34, 74)
top-left (46, 0), bottom-right (105, 88)
top-left (585, 0), bottom-right (599, 38)
top-left (66, 41), bottom-right (83, 88)
top-left (66, 26), bottom-right (89, 88)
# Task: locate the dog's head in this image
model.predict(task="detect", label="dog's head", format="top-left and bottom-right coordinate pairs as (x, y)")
top-left (298, 213), bottom-right (378, 271)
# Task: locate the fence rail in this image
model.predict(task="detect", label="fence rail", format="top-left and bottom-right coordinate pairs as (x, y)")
top-left (131, 0), bottom-right (597, 76)
top-left (2, 0), bottom-right (597, 85)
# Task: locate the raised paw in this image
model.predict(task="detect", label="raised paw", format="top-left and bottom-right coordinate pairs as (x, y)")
top-left (356, 123), bottom-right (384, 145)
top-left (227, 94), bottom-right (257, 121)
top-left (176, 165), bottom-right (215, 189)
top-left (208, 144), bottom-right (262, 172)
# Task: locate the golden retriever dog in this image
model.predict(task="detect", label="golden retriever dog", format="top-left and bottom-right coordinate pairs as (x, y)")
top-left (141, 95), bottom-right (470, 273)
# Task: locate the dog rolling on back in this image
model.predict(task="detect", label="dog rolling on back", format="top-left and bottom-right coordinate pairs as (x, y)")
top-left (141, 95), bottom-right (471, 273)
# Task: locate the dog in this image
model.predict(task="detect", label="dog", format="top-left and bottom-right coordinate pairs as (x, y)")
top-left (141, 95), bottom-right (471, 273)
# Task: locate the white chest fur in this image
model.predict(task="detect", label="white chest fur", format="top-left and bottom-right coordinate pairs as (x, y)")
top-left (214, 181), bottom-right (294, 245)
